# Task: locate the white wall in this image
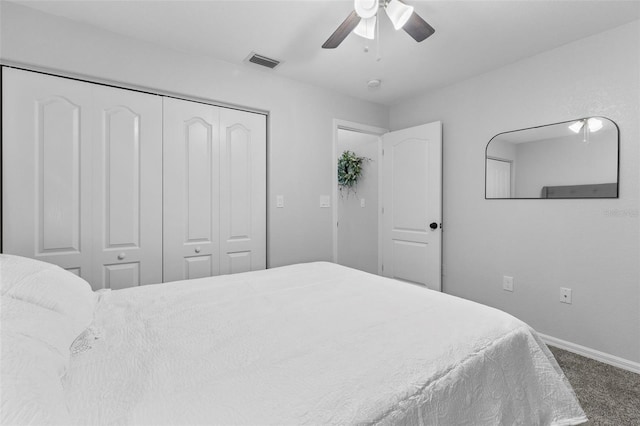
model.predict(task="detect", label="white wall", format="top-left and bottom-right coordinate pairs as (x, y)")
top-left (487, 139), bottom-right (517, 162)
top-left (337, 129), bottom-right (379, 274)
top-left (390, 21), bottom-right (640, 363)
top-left (0, 2), bottom-right (389, 268)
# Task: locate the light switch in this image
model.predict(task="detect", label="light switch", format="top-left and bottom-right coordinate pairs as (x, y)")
top-left (276, 195), bottom-right (284, 208)
top-left (320, 195), bottom-right (331, 208)
top-left (360, 198), bottom-right (366, 208)
top-left (503, 276), bottom-right (514, 292)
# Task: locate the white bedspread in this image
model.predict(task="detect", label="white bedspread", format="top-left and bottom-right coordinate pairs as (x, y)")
top-left (63, 262), bottom-right (586, 425)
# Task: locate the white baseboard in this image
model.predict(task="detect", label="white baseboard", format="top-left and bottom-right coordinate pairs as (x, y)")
top-left (539, 333), bottom-right (640, 375)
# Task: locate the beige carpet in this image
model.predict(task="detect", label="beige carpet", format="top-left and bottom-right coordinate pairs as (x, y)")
top-left (549, 346), bottom-right (640, 426)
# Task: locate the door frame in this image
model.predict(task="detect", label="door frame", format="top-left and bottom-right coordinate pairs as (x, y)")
top-left (332, 119), bottom-right (387, 271)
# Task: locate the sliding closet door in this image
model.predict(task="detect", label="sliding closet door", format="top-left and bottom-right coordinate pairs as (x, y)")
top-left (2, 68), bottom-right (94, 279)
top-left (219, 108), bottom-right (267, 274)
top-left (91, 86), bottom-right (163, 289)
top-left (2, 68), bottom-right (163, 289)
top-left (163, 98), bottom-right (220, 282)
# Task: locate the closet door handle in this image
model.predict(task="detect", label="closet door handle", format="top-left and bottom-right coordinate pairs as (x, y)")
top-left (117, 252), bottom-right (126, 260)
top-left (195, 247), bottom-right (201, 254)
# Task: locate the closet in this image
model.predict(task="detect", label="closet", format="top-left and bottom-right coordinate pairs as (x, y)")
top-left (162, 98), bottom-right (266, 282)
top-left (1, 67), bottom-right (267, 289)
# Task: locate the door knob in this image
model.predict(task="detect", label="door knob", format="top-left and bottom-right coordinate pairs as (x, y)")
top-left (117, 252), bottom-right (126, 260)
top-left (195, 247), bottom-right (201, 253)
top-left (429, 222), bottom-right (438, 230)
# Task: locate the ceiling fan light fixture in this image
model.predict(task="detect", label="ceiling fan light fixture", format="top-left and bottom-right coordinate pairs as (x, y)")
top-left (322, 0), bottom-right (433, 49)
top-left (354, 16), bottom-right (377, 40)
top-left (355, 0), bottom-right (378, 19)
top-left (385, 0), bottom-right (414, 30)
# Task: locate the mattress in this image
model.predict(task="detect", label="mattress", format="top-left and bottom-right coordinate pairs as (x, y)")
top-left (63, 262), bottom-right (586, 425)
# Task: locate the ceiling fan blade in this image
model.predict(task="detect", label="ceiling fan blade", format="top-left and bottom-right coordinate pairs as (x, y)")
top-left (403, 11), bottom-right (435, 42)
top-left (322, 10), bottom-right (361, 49)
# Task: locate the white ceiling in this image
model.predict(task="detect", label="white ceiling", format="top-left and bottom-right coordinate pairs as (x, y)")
top-left (13, 0), bottom-right (640, 106)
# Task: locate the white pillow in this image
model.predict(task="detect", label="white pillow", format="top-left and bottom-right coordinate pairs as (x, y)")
top-left (0, 331), bottom-right (73, 425)
top-left (0, 254), bottom-right (97, 330)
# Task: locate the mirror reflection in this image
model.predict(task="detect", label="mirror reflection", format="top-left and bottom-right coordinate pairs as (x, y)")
top-left (485, 117), bottom-right (618, 199)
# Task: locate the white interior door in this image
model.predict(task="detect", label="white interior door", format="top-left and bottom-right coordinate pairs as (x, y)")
top-left (381, 121), bottom-right (442, 291)
top-left (218, 108), bottom-right (266, 275)
top-left (486, 158), bottom-right (512, 198)
top-left (2, 68), bottom-right (94, 280)
top-left (91, 86), bottom-right (163, 289)
top-left (163, 97), bottom-right (220, 282)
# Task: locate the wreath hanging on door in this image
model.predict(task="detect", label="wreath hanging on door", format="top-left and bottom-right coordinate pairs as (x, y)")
top-left (337, 150), bottom-right (370, 193)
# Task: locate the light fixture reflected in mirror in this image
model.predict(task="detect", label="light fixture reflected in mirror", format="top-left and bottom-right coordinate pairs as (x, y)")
top-left (568, 117), bottom-right (604, 133)
top-left (588, 118), bottom-right (603, 132)
top-left (568, 117), bottom-right (604, 143)
top-left (568, 121), bottom-right (584, 133)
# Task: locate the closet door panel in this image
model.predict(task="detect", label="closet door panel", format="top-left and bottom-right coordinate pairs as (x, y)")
top-left (184, 255), bottom-right (213, 280)
top-left (104, 106), bottom-right (140, 247)
top-left (186, 121), bottom-right (214, 242)
top-left (219, 109), bottom-right (266, 275)
top-left (40, 97), bottom-right (82, 252)
top-left (226, 251), bottom-right (252, 275)
top-left (2, 68), bottom-right (94, 280)
top-left (104, 262), bottom-right (140, 290)
top-left (163, 98), bottom-right (220, 282)
top-left (91, 86), bottom-right (163, 289)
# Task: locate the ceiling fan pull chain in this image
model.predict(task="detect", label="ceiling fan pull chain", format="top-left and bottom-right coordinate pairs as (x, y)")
top-left (376, 8), bottom-right (382, 62)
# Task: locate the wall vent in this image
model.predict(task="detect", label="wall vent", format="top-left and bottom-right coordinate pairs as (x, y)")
top-left (245, 52), bottom-right (281, 69)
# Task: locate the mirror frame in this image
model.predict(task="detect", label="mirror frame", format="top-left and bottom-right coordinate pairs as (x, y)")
top-left (484, 116), bottom-right (620, 200)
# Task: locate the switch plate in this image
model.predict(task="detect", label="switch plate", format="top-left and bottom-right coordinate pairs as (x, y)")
top-left (320, 195), bottom-right (331, 208)
top-left (560, 287), bottom-right (572, 304)
top-left (276, 195), bottom-right (284, 208)
top-left (503, 276), bottom-right (514, 292)
top-left (360, 198), bottom-right (366, 208)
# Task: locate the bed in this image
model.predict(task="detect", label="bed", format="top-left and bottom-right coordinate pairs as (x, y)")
top-left (1, 254), bottom-right (587, 425)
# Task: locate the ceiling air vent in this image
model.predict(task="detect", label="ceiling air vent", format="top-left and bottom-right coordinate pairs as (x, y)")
top-left (245, 52), bottom-right (281, 69)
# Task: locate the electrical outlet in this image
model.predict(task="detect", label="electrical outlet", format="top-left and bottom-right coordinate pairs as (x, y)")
top-left (503, 276), bottom-right (514, 292)
top-left (276, 195), bottom-right (284, 208)
top-left (560, 287), bottom-right (572, 304)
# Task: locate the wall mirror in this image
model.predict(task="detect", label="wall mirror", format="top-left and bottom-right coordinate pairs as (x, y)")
top-left (485, 117), bottom-right (619, 199)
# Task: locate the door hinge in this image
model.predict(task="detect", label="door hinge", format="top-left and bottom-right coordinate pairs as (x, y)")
top-left (382, 149), bottom-right (385, 156)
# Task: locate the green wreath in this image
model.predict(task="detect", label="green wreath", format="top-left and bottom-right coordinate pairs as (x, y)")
top-left (337, 150), bottom-right (370, 191)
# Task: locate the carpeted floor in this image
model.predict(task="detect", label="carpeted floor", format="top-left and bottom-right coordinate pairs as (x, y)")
top-left (549, 346), bottom-right (640, 426)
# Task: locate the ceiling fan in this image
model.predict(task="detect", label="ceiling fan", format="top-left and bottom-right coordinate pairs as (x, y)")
top-left (322, 0), bottom-right (435, 49)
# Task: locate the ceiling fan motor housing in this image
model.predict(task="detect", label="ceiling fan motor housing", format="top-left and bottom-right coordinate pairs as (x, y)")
top-left (355, 0), bottom-right (379, 18)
